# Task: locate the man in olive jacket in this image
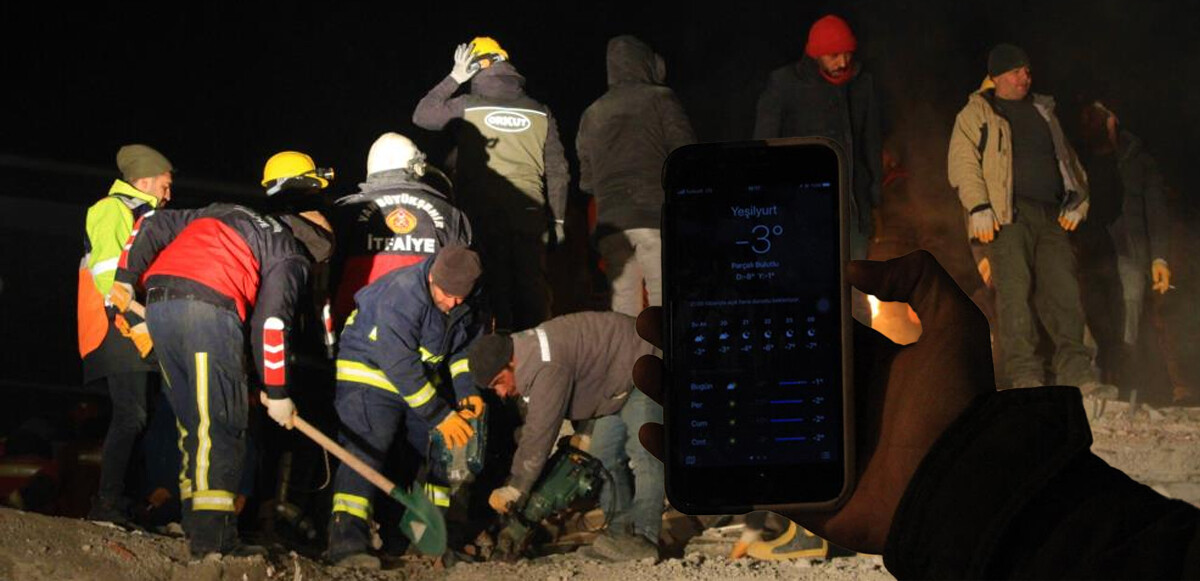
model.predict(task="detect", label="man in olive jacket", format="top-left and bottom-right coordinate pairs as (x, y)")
top-left (947, 44), bottom-right (1108, 394)
top-left (413, 38), bottom-right (569, 332)
top-left (577, 35), bottom-right (696, 316)
top-left (468, 311), bottom-right (660, 561)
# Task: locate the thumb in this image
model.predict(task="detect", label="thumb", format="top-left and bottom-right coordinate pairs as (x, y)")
top-left (847, 251), bottom-right (987, 341)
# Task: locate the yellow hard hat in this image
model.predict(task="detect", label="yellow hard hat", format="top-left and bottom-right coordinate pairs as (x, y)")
top-left (470, 36), bottom-right (508, 65)
top-left (261, 151), bottom-right (333, 195)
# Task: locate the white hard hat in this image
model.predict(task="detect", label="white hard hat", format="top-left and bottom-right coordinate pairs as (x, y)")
top-left (367, 132), bottom-right (427, 177)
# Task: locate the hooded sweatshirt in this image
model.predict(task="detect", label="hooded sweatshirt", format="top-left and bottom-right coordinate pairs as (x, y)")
top-left (576, 35), bottom-right (696, 233)
top-left (413, 62), bottom-right (568, 229)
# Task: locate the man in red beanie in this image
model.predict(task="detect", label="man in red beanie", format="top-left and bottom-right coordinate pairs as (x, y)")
top-left (755, 14), bottom-right (882, 324)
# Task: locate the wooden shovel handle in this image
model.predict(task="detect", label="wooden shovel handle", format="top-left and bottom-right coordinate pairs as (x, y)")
top-left (293, 414), bottom-right (396, 494)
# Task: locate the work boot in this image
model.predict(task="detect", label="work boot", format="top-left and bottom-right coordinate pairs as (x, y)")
top-left (590, 530), bottom-right (659, 562)
top-left (87, 495), bottom-right (132, 526)
top-left (327, 513), bottom-right (376, 568)
top-left (746, 521), bottom-right (829, 560)
top-left (188, 511), bottom-right (267, 560)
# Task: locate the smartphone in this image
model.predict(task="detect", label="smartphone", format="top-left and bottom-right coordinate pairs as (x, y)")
top-left (661, 138), bottom-right (853, 513)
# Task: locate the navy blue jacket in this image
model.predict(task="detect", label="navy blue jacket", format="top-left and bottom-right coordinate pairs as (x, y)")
top-left (336, 256), bottom-right (483, 423)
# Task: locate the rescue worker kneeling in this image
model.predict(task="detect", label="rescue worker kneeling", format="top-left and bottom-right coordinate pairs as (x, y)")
top-left (114, 151), bottom-right (335, 558)
top-left (328, 246), bottom-right (486, 569)
top-left (469, 312), bottom-right (662, 562)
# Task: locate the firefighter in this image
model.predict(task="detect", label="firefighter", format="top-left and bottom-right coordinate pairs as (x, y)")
top-left (413, 37), bottom-right (570, 332)
top-left (79, 144), bottom-right (172, 525)
top-left (330, 132), bottom-right (473, 327)
top-left (468, 311), bottom-right (661, 562)
top-left (112, 151), bottom-right (334, 558)
top-left (327, 246), bottom-right (486, 569)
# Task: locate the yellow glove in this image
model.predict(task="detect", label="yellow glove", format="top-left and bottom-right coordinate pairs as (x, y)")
top-left (114, 314), bottom-right (154, 358)
top-left (128, 322), bottom-right (154, 358)
top-left (1152, 260), bottom-right (1172, 294)
top-left (435, 411), bottom-right (474, 450)
top-left (458, 395), bottom-right (486, 420)
top-left (109, 282), bottom-right (135, 313)
top-left (488, 485), bottom-right (521, 514)
top-left (977, 256), bottom-right (992, 287)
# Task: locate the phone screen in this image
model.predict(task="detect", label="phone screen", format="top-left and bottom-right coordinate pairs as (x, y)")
top-left (663, 140), bottom-right (848, 509)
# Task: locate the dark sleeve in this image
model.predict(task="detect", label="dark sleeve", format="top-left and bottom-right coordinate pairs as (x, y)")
top-left (376, 304), bottom-right (452, 424)
top-left (543, 109), bottom-right (570, 223)
top-left (865, 76), bottom-right (884, 208)
top-left (753, 74), bottom-right (784, 140)
top-left (658, 89), bottom-right (697, 154)
top-left (448, 317), bottom-right (484, 401)
top-left (508, 365), bottom-right (572, 493)
top-left (114, 208), bottom-right (201, 287)
top-left (451, 208), bottom-right (473, 248)
top-left (576, 108), bottom-right (595, 195)
top-left (249, 256), bottom-right (309, 399)
top-left (412, 76), bottom-right (469, 131)
top-left (884, 387), bottom-right (1200, 579)
top-left (1140, 151), bottom-right (1170, 262)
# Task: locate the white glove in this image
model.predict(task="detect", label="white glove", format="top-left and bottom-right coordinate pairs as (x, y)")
top-left (554, 220), bottom-right (566, 245)
top-left (1058, 208), bottom-right (1084, 231)
top-left (970, 208), bottom-right (1000, 243)
top-left (260, 392), bottom-right (295, 429)
top-left (488, 485), bottom-right (522, 514)
top-left (450, 42), bottom-right (477, 84)
top-left (542, 220), bottom-right (566, 246)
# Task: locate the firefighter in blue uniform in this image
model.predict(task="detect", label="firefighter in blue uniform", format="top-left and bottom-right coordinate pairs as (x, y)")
top-left (328, 245), bottom-right (486, 569)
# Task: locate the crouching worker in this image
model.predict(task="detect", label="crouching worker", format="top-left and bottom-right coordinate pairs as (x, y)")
top-left (328, 246), bottom-right (486, 569)
top-left (469, 311), bottom-right (661, 561)
top-left (113, 151), bottom-right (335, 558)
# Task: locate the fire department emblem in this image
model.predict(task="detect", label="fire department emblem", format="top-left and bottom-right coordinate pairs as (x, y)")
top-left (385, 207), bottom-right (418, 234)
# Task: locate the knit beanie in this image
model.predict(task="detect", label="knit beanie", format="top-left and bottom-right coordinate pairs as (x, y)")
top-left (805, 15), bottom-right (857, 58)
top-left (116, 144), bottom-right (173, 182)
top-left (987, 43), bottom-right (1030, 77)
top-left (468, 334), bottom-right (514, 387)
top-left (430, 245), bottom-right (482, 297)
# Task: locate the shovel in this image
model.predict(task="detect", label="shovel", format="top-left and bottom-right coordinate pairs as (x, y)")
top-left (292, 414), bottom-right (447, 556)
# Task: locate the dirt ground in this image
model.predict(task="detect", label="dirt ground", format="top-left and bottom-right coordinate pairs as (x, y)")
top-left (1, 397), bottom-right (1196, 581)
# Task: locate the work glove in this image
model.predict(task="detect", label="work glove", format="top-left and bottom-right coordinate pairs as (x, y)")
top-left (541, 220), bottom-right (567, 247)
top-left (114, 314), bottom-right (154, 358)
top-left (458, 395), bottom-right (486, 420)
top-left (1152, 259), bottom-right (1172, 294)
top-left (568, 433), bottom-right (591, 452)
top-left (259, 391), bottom-right (296, 429)
top-left (435, 411), bottom-right (475, 449)
top-left (976, 256), bottom-right (992, 287)
top-left (488, 485), bottom-right (521, 514)
top-left (450, 42), bottom-right (477, 84)
top-left (1058, 208), bottom-right (1084, 232)
top-left (109, 281), bottom-right (135, 313)
top-left (969, 208), bottom-right (1000, 243)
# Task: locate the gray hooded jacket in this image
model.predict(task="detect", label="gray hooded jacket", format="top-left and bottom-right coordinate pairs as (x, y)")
top-left (576, 35), bottom-right (696, 233)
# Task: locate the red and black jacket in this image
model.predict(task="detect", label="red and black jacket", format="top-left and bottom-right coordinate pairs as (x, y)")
top-left (330, 173), bottom-right (472, 326)
top-left (115, 203), bottom-right (312, 398)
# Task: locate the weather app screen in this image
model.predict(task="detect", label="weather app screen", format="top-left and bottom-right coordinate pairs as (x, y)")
top-left (670, 182), bottom-right (842, 468)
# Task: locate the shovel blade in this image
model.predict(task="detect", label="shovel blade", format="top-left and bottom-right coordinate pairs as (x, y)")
top-left (391, 485), bottom-right (447, 556)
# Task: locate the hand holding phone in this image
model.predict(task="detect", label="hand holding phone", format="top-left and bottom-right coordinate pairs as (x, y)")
top-left (635, 250), bottom-right (996, 554)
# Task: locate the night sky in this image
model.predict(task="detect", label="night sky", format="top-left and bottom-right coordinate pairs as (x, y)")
top-left (2, 0), bottom-right (1199, 388)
